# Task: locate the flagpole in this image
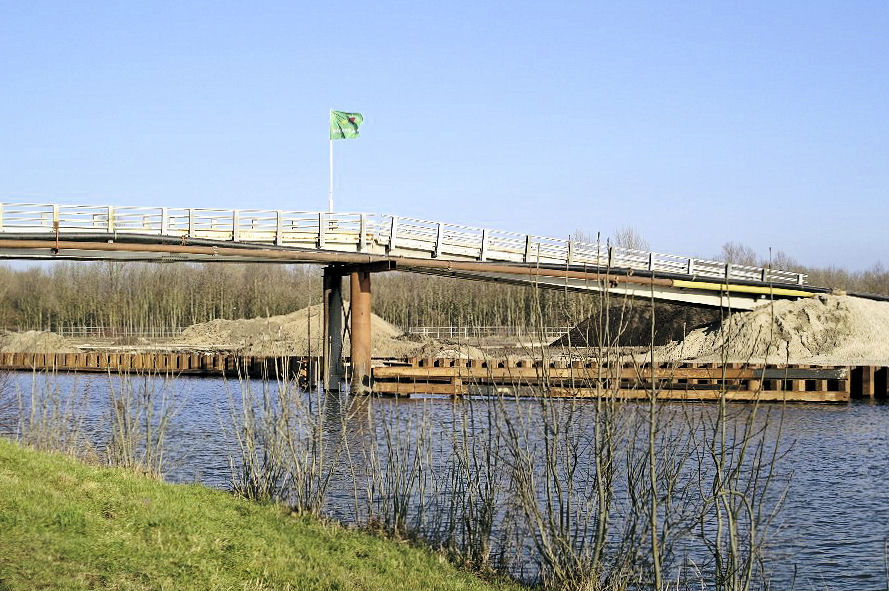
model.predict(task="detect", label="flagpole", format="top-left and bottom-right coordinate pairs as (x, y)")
top-left (328, 109), bottom-right (334, 213)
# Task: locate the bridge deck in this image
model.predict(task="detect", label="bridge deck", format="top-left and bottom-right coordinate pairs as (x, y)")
top-left (0, 200), bottom-right (819, 309)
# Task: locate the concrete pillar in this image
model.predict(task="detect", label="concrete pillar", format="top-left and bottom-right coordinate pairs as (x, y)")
top-left (350, 270), bottom-right (372, 394)
top-left (323, 268), bottom-right (345, 392)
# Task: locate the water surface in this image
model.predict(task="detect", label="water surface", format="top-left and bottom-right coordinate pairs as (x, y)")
top-left (2, 372), bottom-right (886, 589)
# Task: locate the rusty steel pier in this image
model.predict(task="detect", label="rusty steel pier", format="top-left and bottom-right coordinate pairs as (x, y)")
top-left (369, 358), bottom-right (888, 403)
top-left (1, 349), bottom-right (886, 403)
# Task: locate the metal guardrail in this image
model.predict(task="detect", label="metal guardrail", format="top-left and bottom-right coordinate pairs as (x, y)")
top-left (0, 201), bottom-right (807, 286)
top-left (408, 326), bottom-right (573, 340)
top-left (3, 326), bottom-right (186, 339)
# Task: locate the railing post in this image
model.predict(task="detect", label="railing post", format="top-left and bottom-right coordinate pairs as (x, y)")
top-left (388, 216), bottom-right (399, 252)
top-left (161, 207), bottom-right (169, 235)
top-left (798, 273), bottom-right (805, 286)
top-left (0, 204), bottom-right (3, 232)
top-left (607, 246), bottom-right (613, 268)
top-left (359, 213), bottom-right (367, 252)
top-left (725, 263), bottom-right (732, 280)
top-left (318, 212), bottom-right (326, 248)
top-left (275, 210), bottom-right (283, 245)
top-left (434, 222), bottom-right (443, 258)
top-left (232, 209), bottom-right (240, 242)
top-left (107, 206), bottom-right (114, 233)
top-left (648, 252), bottom-right (654, 271)
top-left (52, 204), bottom-right (59, 224)
top-left (188, 209), bottom-right (195, 238)
top-left (761, 268), bottom-right (768, 282)
top-left (687, 258), bottom-right (695, 275)
top-left (567, 238), bottom-right (574, 265)
top-left (480, 228), bottom-right (489, 261)
top-left (524, 235), bottom-right (531, 263)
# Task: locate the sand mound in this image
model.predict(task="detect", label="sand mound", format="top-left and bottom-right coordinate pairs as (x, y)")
top-left (0, 331), bottom-right (78, 354)
top-left (176, 305), bottom-right (485, 359)
top-left (663, 294), bottom-right (889, 365)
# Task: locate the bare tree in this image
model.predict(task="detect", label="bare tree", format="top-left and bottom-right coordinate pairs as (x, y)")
top-left (721, 242), bottom-right (758, 266)
top-left (613, 226), bottom-right (650, 251)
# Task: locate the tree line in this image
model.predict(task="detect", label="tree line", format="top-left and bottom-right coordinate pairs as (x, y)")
top-left (0, 242), bottom-right (885, 333)
top-left (719, 241), bottom-right (889, 297)
top-left (0, 262), bottom-right (582, 332)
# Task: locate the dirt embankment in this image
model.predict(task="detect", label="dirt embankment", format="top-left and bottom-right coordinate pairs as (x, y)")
top-left (175, 304), bottom-right (485, 359)
top-left (0, 331), bottom-right (78, 354)
top-left (551, 301), bottom-right (722, 348)
top-left (3, 296), bottom-right (888, 366)
top-left (663, 294), bottom-right (889, 366)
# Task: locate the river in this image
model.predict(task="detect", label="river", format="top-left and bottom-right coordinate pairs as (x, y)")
top-left (1, 371), bottom-right (886, 589)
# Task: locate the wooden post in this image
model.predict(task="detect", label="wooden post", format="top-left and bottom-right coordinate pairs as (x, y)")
top-left (350, 270), bottom-right (372, 394)
top-left (876, 367), bottom-right (889, 399)
top-left (323, 267), bottom-right (345, 392)
top-left (861, 366), bottom-right (876, 398)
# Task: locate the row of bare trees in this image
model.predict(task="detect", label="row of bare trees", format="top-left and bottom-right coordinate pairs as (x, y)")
top-left (720, 242), bottom-right (888, 296)
top-left (0, 262), bottom-right (586, 332)
top-left (0, 237), bottom-right (884, 336)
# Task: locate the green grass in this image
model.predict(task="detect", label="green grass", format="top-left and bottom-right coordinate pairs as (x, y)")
top-left (0, 439), bottom-right (522, 591)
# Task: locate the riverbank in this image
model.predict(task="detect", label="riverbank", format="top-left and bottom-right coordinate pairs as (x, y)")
top-left (0, 439), bottom-right (519, 591)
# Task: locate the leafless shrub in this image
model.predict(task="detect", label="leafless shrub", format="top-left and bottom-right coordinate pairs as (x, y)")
top-left (13, 369), bottom-right (90, 456)
top-left (105, 369), bottom-right (180, 477)
top-left (362, 397), bottom-right (433, 536)
top-left (228, 358), bottom-right (347, 514)
top-left (0, 370), bottom-right (15, 432)
top-left (433, 395), bottom-right (506, 571)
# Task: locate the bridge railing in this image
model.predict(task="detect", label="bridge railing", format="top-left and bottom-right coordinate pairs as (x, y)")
top-left (0, 201), bottom-right (807, 286)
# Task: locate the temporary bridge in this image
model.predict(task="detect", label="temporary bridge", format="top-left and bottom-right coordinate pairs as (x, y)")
top-left (0, 201), bottom-right (827, 391)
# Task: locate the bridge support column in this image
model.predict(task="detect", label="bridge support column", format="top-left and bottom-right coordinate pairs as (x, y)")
top-left (322, 268), bottom-right (345, 391)
top-left (350, 270), bottom-right (372, 394)
top-left (861, 365), bottom-right (875, 398)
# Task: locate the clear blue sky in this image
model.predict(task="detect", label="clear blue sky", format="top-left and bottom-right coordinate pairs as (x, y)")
top-left (1, 1), bottom-right (886, 268)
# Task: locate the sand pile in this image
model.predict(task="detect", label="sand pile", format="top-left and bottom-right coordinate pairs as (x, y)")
top-left (0, 331), bottom-right (78, 354)
top-left (663, 294), bottom-right (889, 365)
top-left (176, 305), bottom-right (485, 359)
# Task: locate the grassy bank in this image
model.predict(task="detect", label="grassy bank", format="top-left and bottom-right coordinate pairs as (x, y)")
top-left (0, 439), bottom-right (520, 591)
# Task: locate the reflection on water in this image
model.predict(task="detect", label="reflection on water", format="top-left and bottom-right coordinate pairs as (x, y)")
top-left (1, 371), bottom-right (886, 589)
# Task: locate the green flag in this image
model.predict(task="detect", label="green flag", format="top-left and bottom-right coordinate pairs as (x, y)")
top-left (330, 110), bottom-right (364, 140)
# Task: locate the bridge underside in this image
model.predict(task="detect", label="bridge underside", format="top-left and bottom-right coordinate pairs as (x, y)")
top-left (405, 267), bottom-right (763, 310)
